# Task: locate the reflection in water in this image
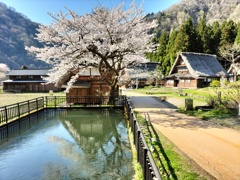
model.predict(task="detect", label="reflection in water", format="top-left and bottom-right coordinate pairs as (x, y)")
top-left (0, 109), bottom-right (134, 180)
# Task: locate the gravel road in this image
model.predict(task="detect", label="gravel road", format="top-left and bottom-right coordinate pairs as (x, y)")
top-left (122, 89), bottom-right (240, 180)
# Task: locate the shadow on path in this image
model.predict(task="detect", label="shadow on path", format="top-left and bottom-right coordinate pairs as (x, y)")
top-left (129, 96), bottom-right (178, 109)
top-left (142, 112), bottom-right (178, 179)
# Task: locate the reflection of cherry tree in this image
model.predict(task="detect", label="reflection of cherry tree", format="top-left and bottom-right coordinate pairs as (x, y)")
top-left (47, 110), bottom-right (133, 179)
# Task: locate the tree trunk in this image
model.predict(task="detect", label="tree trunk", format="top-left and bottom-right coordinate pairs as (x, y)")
top-left (109, 84), bottom-right (119, 105)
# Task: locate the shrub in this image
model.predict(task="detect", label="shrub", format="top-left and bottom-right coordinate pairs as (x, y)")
top-left (205, 81), bottom-right (240, 113)
top-left (210, 80), bottom-right (220, 87)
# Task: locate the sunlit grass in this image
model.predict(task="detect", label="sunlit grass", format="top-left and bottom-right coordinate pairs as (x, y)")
top-left (0, 91), bottom-right (66, 107)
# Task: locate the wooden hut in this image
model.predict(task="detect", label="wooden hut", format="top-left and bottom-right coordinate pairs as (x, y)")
top-left (57, 67), bottom-right (110, 104)
top-left (165, 52), bottom-right (229, 88)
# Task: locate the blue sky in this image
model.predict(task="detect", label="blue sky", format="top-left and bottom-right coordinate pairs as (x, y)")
top-left (0, 0), bottom-right (180, 24)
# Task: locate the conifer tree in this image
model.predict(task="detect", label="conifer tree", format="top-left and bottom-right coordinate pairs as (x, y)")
top-left (162, 30), bottom-right (178, 76)
top-left (219, 20), bottom-right (237, 49)
top-left (196, 14), bottom-right (212, 53)
top-left (156, 30), bottom-right (169, 63)
top-left (234, 26), bottom-right (240, 45)
top-left (173, 17), bottom-right (198, 52)
top-left (210, 21), bottom-right (221, 54)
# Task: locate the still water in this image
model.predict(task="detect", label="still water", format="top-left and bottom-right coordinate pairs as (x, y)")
top-left (0, 109), bottom-right (134, 180)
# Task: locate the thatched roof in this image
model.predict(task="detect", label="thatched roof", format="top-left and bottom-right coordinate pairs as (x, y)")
top-left (127, 62), bottom-right (160, 79)
top-left (168, 52), bottom-right (229, 78)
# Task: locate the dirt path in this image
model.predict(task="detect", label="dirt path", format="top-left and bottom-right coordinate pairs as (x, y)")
top-left (122, 89), bottom-right (240, 180)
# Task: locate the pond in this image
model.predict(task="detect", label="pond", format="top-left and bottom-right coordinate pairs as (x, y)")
top-left (0, 109), bottom-right (134, 180)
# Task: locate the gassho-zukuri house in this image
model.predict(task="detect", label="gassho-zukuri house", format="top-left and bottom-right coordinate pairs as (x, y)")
top-left (165, 52), bottom-right (229, 88)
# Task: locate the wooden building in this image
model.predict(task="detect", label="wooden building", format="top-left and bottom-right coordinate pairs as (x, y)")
top-left (123, 62), bottom-right (161, 88)
top-left (58, 67), bottom-right (110, 104)
top-left (3, 68), bottom-right (59, 92)
top-left (165, 52), bottom-right (229, 88)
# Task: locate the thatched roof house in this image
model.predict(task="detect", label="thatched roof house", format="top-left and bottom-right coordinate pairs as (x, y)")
top-left (166, 52), bottom-right (229, 88)
top-left (121, 62), bottom-right (160, 88)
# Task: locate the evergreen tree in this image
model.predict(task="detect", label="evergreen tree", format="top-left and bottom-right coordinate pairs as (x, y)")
top-left (210, 21), bottom-right (221, 54)
top-left (196, 14), bottom-right (212, 53)
top-left (234, 26), bottom-right (240, 45)
top-left (156, 30), bottom-right (169, 63)
top-left (219, 20), bottom-right (237, 49)
top-left (173, 17), bottom-right (198, 52)
top-left (163, 30), bottom-right (178, 76)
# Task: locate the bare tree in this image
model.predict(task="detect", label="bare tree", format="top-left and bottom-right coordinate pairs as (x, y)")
top-left (219, 44), bottom-right (240, 82)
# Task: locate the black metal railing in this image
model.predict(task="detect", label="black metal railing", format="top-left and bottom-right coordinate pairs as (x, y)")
top-left (0, 96), bottom-right (126, 126)
top-left (125, 99), bottom-right (162, 180)
top-left (0, 97), bottom-right (44, 125)
top-left (45, 96), bottom-right (126, 108)
top-left (0, 95), bottom-right (161, 179)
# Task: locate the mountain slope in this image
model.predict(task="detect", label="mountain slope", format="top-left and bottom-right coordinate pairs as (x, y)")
top-left (0, 2), bottom-right (48, 69)
top-left (153, 0), bottom-right (240, 35)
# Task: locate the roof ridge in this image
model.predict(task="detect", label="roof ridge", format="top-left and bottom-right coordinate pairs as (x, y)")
top-left (180, 52), bottom-right (216, 57)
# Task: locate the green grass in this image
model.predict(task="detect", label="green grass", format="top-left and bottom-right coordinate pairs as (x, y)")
top-left (132, 87), bottom-right (240, 130)
top-left (135, 112), bottom-right (207, 180)
top-left (0, 91), bottom-right (66, 107)
top-left (178, 108), bottom-right (240, 130)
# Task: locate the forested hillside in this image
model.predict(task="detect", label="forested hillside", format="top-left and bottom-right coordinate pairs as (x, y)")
top-left (0, 2), bottom-right (48, 69)
top-left (0, 0), bottom-right (240, 72)
top-left (146, 0), bottom-right (240, 76)
top-left (147, 0), bottom-right (240, 37)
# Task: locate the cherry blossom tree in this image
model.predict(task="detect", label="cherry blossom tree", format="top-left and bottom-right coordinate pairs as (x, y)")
top-left (0, 63), bottom-right (10, 80)
top-left (27, 2), bottom-right (157, 98)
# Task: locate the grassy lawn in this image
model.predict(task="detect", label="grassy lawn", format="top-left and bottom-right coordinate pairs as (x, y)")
top-left (133, 86), bottom-right (240, 130)
top-left (0, 90), bottom-right (66, 107)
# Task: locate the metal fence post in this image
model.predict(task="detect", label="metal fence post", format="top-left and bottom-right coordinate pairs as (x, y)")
top-left (36, 98), bottom-right (38, 110)
top-left (17, 103), bottom-right (20, 118)
top-left (4, 106), bottom-right (8, 124)
top-left (54, 96), bottom-right (56, 108)
top-left (143, 148), bottom-right (148, 180)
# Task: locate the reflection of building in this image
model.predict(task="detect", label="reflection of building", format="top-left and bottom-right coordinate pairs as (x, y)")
top-left (166, 52), bottom-right (229, 88)
top-left (3, 68), bottom-right (59, 92)
top-left (55, 109), bottom-right (134, 179)
top-left (228, 60), bottom-right (240, 82)
top-left (59, 109), bottom-right (120, 144)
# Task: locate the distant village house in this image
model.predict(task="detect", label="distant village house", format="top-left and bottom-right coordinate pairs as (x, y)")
top-left (165, 52), bottom-right (229, 88)
top-left (2, 67), bottom-right (59, 92)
